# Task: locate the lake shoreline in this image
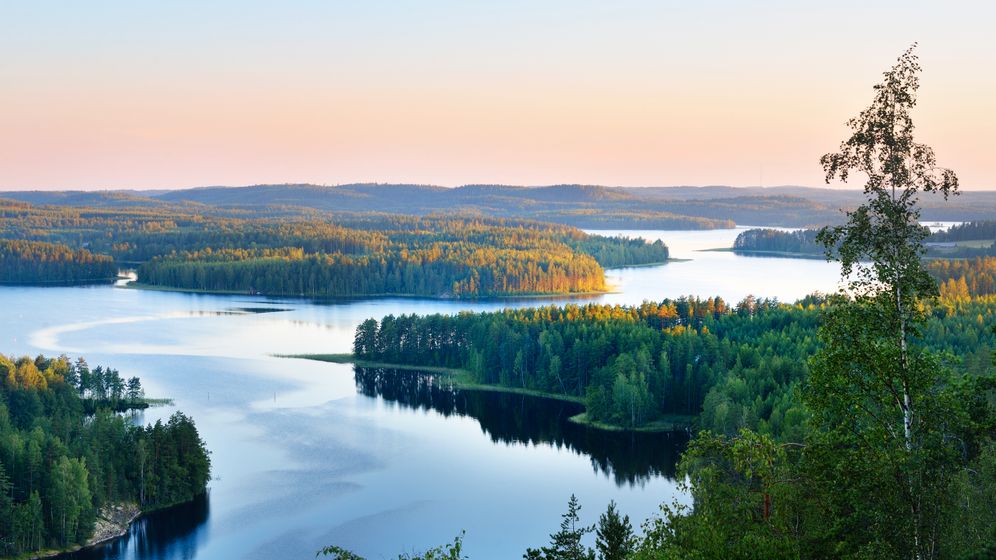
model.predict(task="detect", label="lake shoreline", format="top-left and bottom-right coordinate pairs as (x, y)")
top-left (122, 281), bottom-right (619, 301)
top-left (699, 247), bottom-right (828, 260)
top-left (119, 257), bottom-right (689, 301)
top-left (280, 353), bottom-right (692, 432)
top-left (28, 503), bottom-right (141, 560)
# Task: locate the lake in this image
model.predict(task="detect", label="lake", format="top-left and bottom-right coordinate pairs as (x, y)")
top-left (0, 228), bottom-right (842, 559)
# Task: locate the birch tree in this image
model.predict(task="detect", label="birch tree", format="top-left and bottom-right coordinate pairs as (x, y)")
top-left (808, 44), bottom-right (959, 560)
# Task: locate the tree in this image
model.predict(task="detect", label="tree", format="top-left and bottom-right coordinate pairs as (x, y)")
top-left (318, 533), bottom-right (467, 560)
top-left (525, 495), bottom-right (595, 560)
top-left (354, 319), bottom-right (379, 358)
top-left (126, 376), bottom-right (144, 403)
top-left (808, 45), bottom-right (964, 560)
top-left (594, 501), bottom-right (634, 560)
top-left (49, 456), bottom-right (92, 545)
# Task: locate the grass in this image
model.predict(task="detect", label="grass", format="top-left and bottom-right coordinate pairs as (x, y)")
top-left (925, 239), bottom-right (994, 249)
top-left (569, 412), bottom-right (692, 432)
top-left (280, 353), bottom-right (689, 431)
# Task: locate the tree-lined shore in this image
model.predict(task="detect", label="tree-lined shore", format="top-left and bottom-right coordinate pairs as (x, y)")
top-left (0, 355), bottom-right (210, 558)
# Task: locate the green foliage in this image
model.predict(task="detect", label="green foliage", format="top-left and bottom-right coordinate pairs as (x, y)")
top-left (929, 220), bottom-right (996, 243)
top-left (354, 294), bottom-right (993, 432)
top-left (318, 546), bottom-right (366, 560)
top-left (0, 239), bottom-right (116, 285)
top-left (807, 44), bottom-right (967, 560)
top-left (733, 228), bottom-right (825, 256)
top-left (318, 532), bottom-right (467, 560)
top-left (0, 201), bottom-right (671, 297)
top-left (566, 237), bottom-right (669, 268)
top-left (595, 501), bottom-right (635, 560)
top-left (634, 431), bottom-right (802, 560)
top-left (505, 46), bottom-right (996, 560)
top-left (0, 353), bottom-right (210, 556)
top-left (622, 45), bottom-right (995, 560)
top-left (525, 495), bottom-right (595, 560)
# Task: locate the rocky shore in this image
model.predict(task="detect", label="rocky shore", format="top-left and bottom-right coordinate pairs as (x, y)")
top-left (32, 503), bottom-right (141, 559)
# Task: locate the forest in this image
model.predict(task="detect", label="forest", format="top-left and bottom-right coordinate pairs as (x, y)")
top-left (735, 221), bottom-right (996, 259)
top-left (930, 220), bottom-right (996, 242)
top-left (354, 279), bottom-right (994, 435)
top-left (732, 228), bottom-right (825, 256)
top-left (0, 354), bottom-right (210, 557)
top-left (7, 184), bottom-right (996, 228)
top-left (343, 253), bottom-right (996, 558)
top-left (0, 201), bottom-right (667, 296)
top-left (929, 257), bottom-right (996, 300)
top-left (0, 239), bottom-right (117, 285)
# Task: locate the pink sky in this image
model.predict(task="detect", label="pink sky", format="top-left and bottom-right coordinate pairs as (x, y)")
top-left (1, 1), bottom-right (993, 190)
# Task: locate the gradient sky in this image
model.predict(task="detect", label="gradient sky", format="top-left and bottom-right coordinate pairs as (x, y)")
top-left (1, 1), bottom-right (993, 190)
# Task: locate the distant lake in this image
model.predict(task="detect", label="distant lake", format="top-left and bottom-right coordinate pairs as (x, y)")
top-left (593, 227), bottom-right (843, 304)
top-left (0, 228), bottom-right (843, 559)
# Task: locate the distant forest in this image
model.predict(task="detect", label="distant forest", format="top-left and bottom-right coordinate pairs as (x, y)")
top-left (0, 201), bottom-right (667, 297)
top-left (6, 184), bottom-right (996, 229)
top-left (732, 228), bottom-right (825, 257)
top-left (0, 239), bottom-right (117, 285)
top-left (931, 220), bottom-right (996, 242)
top-left (0, 354), bottom-right (210, 557)
top-left (3, 186), bottom-right (995, 296)
top-left (734, 221), bottom-right (996, 259)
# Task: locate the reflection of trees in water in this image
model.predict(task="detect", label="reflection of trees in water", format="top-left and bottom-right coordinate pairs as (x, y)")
top-left (355, 367), bottom-right (687, 486)
top-left (59, 493), bottom-right (210, 560)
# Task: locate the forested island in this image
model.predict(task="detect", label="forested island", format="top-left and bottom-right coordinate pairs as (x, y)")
top-left (731, 228), bottom-right (826, 257)
top-left (0, 354), bottom-right (210, 557)
top-left (0, 202), bottom-right (667, 297)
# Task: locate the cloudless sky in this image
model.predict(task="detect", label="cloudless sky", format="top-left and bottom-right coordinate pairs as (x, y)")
top-left (1, 1), bottom-right (993, 190)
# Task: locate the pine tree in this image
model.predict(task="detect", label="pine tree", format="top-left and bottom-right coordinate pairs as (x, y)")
top-left (525, 495), bottom-right (595, 560)
top-left (594, 501), bottom-right (634, 560)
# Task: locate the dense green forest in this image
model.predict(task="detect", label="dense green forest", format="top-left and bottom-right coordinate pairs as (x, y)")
top-left (0, 239), bottom-right (117, 285)
top-left (731, 228), bottom-right (825, 257)
top-left (0, 201), bottom-right (667, 296)
top-left (735, 222), bottom-right (996, 259)
top-left (354, 280), bottom-right (994, 434)
top-left (139, 245), bottom-right (606, 297)
top-left (930, 220), bottom-right (996, 242)
top-left (0, 354), bottom-right (210, 557)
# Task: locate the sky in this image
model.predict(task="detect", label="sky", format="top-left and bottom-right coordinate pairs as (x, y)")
top-left (0, 1), bottom-right (994, 191)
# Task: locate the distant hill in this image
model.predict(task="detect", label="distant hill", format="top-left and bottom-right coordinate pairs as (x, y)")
top-left (4, 184), bottom-right (995, 228)
top-left (1, 190), bottom-right (167, 207)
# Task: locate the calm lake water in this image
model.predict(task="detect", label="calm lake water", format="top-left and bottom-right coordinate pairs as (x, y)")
top-left (0, 228), bottom-right (842, 559)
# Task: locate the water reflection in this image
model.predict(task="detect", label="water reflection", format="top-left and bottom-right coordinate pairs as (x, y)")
top-left (59, 493), bottom-right (210, 560)
top-left (354, 367), bottom-right (688, 486)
